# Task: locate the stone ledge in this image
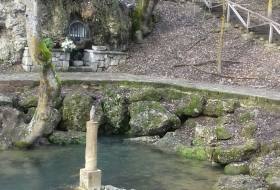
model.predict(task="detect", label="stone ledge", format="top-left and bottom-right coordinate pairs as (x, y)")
top-left (84, 49), bottom-right (128, 55)
top-left (0, 73), bottom-right (279, 105)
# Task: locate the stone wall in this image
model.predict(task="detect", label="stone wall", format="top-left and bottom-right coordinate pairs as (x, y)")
top-left (22, 48), bottom-right (70, 72)
top-left (83, 47), bottom-right (127, 72)
top-left (22, 46), bottom-right (126, 72)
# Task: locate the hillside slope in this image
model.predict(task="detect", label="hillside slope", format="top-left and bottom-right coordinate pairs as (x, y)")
top-left (108, 1), bottom-right (280, 89)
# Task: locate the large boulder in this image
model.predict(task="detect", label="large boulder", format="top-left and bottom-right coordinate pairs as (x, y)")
top-left (213, 175), bottom-right (268, 190)
top-left (154, 123), bottom-right (193, 152)
top-left (174, 94), bottom-right (205, 117)
top-left (60, 93), bottom-right (93, 132)
top-left (203, 99), bottom-right (239, 117)
top-left (0, 106), bottom-right (28, 149)
top-left (212, 139), bottom-right (259, 164)
top-left (101, 93), bottom-right (130, 134)
top-left (128, 101), bottom-right (181, 136)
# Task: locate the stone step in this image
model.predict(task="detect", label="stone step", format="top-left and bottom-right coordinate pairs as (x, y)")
top-left (68, 66), bottom-right (95, 72)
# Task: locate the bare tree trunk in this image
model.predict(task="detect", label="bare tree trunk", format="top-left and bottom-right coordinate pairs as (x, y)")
top-left (267, 0), bottom-right (273, 18)
top-left (22, 0), bottom-right (61, 145)
top-left (216, 0), bottom-right (226, 74)
top-left (141, 0), bottom-right (159, 35)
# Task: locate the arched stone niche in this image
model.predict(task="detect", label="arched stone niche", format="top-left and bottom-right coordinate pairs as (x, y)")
top-left (68, 20), bottom-right (90, 43)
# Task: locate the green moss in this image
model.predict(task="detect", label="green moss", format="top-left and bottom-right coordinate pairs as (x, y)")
top-left (14, 141), bottom-right (31, 149)
top-left (48, 131), bottom-right (86, 145)
top-left (129, 101), bottom-right (180, 136)
top-left (175, 94), bottom-right (205, 117)
top-left (203, 99), bottom-right (239, 117)
top-left (18, 95), bottom-right (38, 109)
top-left (216, 126), bottom-right (232, 140)
top-left (162, 89), bottom-right (188, 100)
top-left (177, 146), bottom-right (210, 161)
top-left (60, 93), bottom-right (93, 132)
top-left (129, 88), bottom-right (163, 102)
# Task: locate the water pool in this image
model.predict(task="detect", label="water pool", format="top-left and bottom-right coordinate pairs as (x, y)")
top-left (0, 138), bottom-right (223, 190)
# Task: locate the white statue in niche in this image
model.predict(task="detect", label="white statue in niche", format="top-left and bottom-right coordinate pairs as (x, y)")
top-left (90, 105), bottom-right (96, 121)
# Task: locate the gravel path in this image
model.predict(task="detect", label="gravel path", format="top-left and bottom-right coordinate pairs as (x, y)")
top-left (108, 1), bottom-right (280, 90)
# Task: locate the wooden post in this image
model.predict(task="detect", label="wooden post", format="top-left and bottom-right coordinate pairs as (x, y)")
top-left (267, 0), bottom-right (273, 43)
top-left (267, 0), bottom-right (273, 18)
top-left (227, 3), bottom-right (231, 23)
top-left (269, 24), bottom-right (274, 44)
top-left (246, 12), bottom-right (250, 30)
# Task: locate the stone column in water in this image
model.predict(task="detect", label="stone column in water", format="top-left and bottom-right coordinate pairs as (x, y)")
top-left (80, 106), bottom-right (102, 190)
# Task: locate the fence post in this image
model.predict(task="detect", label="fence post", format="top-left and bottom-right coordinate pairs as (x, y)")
top-left (269, 24), bottom-right (274, 44)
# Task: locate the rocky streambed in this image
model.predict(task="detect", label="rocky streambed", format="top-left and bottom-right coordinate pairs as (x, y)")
top-left (1, 81), bottom-right (280, 189)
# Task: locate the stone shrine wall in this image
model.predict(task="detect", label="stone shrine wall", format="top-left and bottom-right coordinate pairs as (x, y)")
top-left (22, 46), bottom-right (127, 72)
top-left (83, 48), bottom-right (127, 72)
top-left (22, 48), bottom-right (70, 72)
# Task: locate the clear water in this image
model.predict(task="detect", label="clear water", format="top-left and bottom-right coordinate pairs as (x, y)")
top-left (0, 138), bottom-right (223, 190)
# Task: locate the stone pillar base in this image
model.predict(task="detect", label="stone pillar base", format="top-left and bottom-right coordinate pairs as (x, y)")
top-left (80, 168), bottom-right (102, 190)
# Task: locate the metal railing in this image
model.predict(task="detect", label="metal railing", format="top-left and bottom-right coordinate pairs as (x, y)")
top-left (198, 0), bottom-right (280, 43)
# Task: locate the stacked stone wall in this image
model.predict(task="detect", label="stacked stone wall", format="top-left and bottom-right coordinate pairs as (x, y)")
top-left (22, 48), bottom-right (70, 72)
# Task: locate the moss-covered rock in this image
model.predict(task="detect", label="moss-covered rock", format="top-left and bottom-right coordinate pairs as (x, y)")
top-left (203, 99), bottom-right (239, 117)
top-left (216, 126), bottom-right (233, 140)
top-left (48, 130), bottom-right (86, 145)
top-left (176, 145), bottom-right (211, 161)
top-left (129, 88), bottom-right (187, 103)
top-left (237, 111), bottom-right (255, 124)
top-left (18, 93), bottom-right (38, 109)
top-left (129, 88), bottom-right (163, 102)
top-left (224, 162), bottom-right (249, 175)
top-left (213, 175), bottom-right (268, 190)
top-left (241, 122), bottom-right (257, 139)
top-left (174, 94), bottom-right (205, 117)
top-left (60, 93), bottom-right (93, 132)
top-left (101, 93), bottom-right (130, 135)
top-left (0, 106), bottom-right (28, 150)
top-left (249, 151), bottom-right (280, 189)
top-left (212, 139), bottom-right (259, 164)
top-left (129, 101), bottom-right (181, 136)
top-left (190, 117), bottom-right (218, 146)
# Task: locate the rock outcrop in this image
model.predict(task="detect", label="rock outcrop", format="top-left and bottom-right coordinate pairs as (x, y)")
top-left (129, 101), bottom-right (181, 136)
top-left (60, 93), bottom-right (93, 132)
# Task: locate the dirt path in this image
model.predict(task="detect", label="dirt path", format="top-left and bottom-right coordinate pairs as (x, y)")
top-left (108, 1), bottom-right (280, 90)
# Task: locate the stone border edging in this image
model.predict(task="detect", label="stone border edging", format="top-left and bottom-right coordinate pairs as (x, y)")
top-left (0, 72), bottom-right (279, 103)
